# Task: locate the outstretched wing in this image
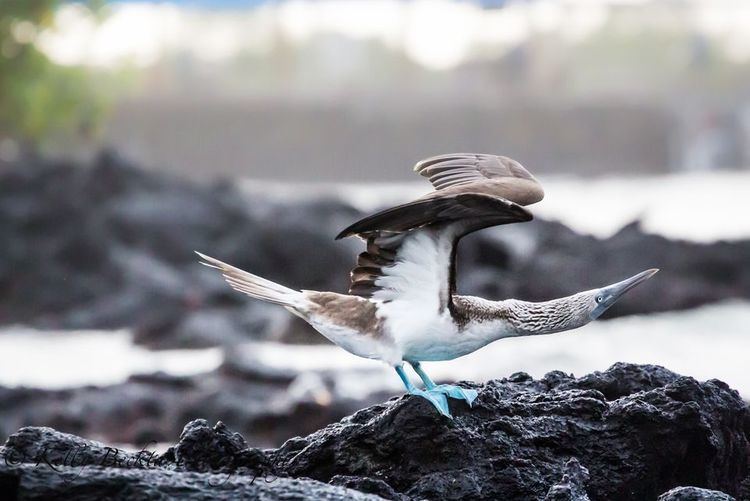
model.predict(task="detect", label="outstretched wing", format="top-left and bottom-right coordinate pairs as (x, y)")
top-left (337, 153), bottom-right (543, 314)
top-left (414, 153), bottom-right (544, 205)
top-left (336, 192), bottom-right (530, 240)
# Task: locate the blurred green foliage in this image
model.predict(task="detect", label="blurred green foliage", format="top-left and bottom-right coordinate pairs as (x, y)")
top-left (0, 0), bottom-right (107, 148)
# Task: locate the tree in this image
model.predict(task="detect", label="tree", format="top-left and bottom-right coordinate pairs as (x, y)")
top-left (0, 1), bottom-right (106, 149)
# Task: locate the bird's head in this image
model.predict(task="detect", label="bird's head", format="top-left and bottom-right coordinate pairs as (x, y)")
top-left (583, 268), bottom-right (659, 320)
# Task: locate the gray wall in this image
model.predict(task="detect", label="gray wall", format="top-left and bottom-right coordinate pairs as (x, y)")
top-left (103, 98), bottom-right (677, 181)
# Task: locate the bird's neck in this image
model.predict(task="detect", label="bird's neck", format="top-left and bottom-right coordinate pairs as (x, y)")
top-left (505, 295), bottom-right (590, 336)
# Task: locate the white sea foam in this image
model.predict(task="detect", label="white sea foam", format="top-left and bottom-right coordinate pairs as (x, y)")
top-left (231, 300), bottom-right (750, 399)
top-left (1, 301), bottom-right (749, 397)
top-left (536, 171), bottom-right (750, 242)
top-left (0, 329), bottom-right (222, 389)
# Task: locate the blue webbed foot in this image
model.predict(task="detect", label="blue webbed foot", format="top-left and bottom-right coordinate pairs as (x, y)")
top-left (408, 388), bottom-right (451, 418)
top-left (430, 385), bottom-right (478, 407)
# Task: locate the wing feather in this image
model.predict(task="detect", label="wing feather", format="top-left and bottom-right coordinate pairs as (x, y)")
top-left (336, 193), bottom-right (530, 240)
top-left (414, 153), bottom-right (544, 206)
top-left (337, 153), bottom-right (543, 317)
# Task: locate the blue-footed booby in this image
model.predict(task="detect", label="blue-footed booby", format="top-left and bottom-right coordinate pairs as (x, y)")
top-left (198, 153), bottom-right (658, 417)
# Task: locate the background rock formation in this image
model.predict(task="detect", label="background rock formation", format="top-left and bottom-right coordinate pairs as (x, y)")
top-left (1, 152), bottom-right (748, 349)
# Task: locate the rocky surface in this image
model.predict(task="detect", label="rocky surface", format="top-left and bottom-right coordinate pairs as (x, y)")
top-left (0, 467), bottom-right (379, 501)
top-left (657, 486), bottom-right (738, 500)
top-left (0, 150), bottom-right (360, 347)
top-left (1, 364), bottom-right (747, 500)
top-left (543, 458), bottom-right (591, 501)
top-left (1, 152), bottom-right (749, 349)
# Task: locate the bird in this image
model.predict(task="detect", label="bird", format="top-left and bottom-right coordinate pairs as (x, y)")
top-left (197, 153), bottom-right (658, 418)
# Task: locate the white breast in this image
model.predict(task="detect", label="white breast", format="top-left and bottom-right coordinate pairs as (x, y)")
top-left (371, 229), bottom-right (457, 359)
top-left (383, 307), bottom-right (516, 362)
top-left (371, 230), bottom-right (452, 309)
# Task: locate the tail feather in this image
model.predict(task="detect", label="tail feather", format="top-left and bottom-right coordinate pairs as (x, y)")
top-left (196, 252), bottom-right (304, 308)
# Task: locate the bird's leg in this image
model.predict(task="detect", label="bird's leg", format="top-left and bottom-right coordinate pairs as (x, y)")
top-left (409, 361), bottom-right (478, 407)
top-left (394, 365), bottom-right (451, 418)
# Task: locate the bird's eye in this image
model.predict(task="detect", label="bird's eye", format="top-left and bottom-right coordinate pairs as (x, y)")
top-left (596, 296), bottom-right (603, 303)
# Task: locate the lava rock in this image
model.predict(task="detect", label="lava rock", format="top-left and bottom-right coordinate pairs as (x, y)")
top-left (2, 426), bottom-right (147, 469)
top-left (0, 363), bottom-right (392, 449)
top-left (0, 422), bottom-right (381, 500)
top-left (656, 486), bottom-right (736, 501)
top-left (171, 419), bottom-right (272, 475)
top-left (0, 151), bottom-right (360, 346)
top-left (0, 364), bottom-right (748, 500)
top-left (502, 219), bottom-right (750, 317)
top-left (330, 475), bottom-right (407, 500)
top-left (543, 458), bottom-right (590, 501)
top-left (268, 363), bottom-right (749, 500)
top-left (0, 463), bottom-right (382, 500)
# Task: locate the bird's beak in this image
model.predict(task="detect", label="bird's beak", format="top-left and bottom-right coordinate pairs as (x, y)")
top-left (603, 268), bottom-right (659, 299)
top-left (592, 268), bottom-right (659, 318)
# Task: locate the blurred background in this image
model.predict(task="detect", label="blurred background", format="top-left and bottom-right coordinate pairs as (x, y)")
top-left (1, 0), bottom-right (749, 449)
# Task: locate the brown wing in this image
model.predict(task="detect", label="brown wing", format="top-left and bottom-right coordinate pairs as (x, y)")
top-left (337, 193), bottom-right (531, 301)
top-left (337, 153), bottom-right (541, 307)
top-left (414, 153), bottom-right (544, 206)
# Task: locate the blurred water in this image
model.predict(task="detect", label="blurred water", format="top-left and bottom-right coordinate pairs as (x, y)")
top-left (1, 301), bottom-right (749, 398)
top-left (235, 301), bottom-right (750, 399)
top-left (0, 329), bottom-right (222, 389)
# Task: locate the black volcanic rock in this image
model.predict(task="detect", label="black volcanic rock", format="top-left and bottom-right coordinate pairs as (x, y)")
top-left (657, 486), bottom-right (737, 500)
top-left (267, 363), bottom-right (748, 500)
top-left (0, 363), bottom-right (394, 450)
top-left (0, 364), bottom-right (747, 500)
top-left (0, 151), bottom-right (361, 345)
top-left (501, 220), bottom-right (750, 318)
top-left (0, 463), bottom-right (380, 500)
top-left (170, 419), bottom-right (272, 474)
top-left (543, 458), bottom-right (590, 501)
top-left (2, 426), bottom-right (147, 468)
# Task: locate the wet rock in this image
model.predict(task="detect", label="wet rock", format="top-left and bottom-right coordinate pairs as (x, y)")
top-left (2, 426), bottom-right (147, 469)
top-left (330, 475), bottom-right (406, 500)
top-left (0, 151), bottom-right (359, 345)
top-left (0, 364), bottom-right (747, 500)
top-left (555, 361), bottom-right (684, 401)
top-left (657, 486), bottom-right (736, 501)
top-left (0, 463), bottom-right (381, 500)
top-left (543, 458), bottom-right (590, 501)
top-left (502, 219), bottom-right (750, 317)
top-left (0, 419), bottom-right (380, 500)
top-left (0, 362), bottom-right (392, 449)
top-left (171, 419), bottom-right (272, 475)
top-left (269, 363), bottom-right (749, 500)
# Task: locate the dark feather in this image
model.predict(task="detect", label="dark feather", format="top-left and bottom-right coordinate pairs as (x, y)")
top-left (338, 153), bottom-right (542, 309)
top-left (336, 193), bottom-right (531, 240)
top-left (348, 234), bottom-right (402, 296)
